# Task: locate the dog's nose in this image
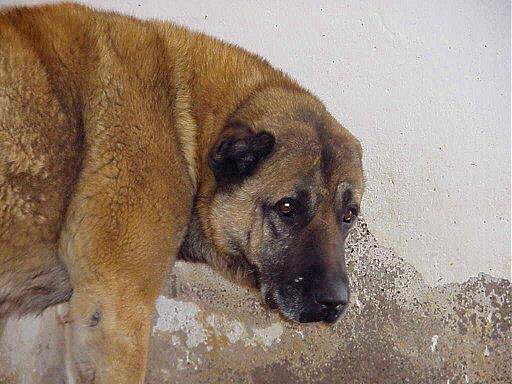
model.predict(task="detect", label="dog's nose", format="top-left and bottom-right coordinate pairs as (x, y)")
top-left (317, 297), bottom-right (347, 311)
top-left (316, 279), bottom-right (349, 306)
top-left (315, 281), bottom-right (349, 322)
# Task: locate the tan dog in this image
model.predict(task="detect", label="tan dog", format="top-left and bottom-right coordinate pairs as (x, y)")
top-left (0, 3), bottom-right (364, 383)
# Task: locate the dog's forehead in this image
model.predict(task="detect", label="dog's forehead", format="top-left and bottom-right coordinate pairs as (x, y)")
top-left (264, 114), bottom-right (363, 199)
top-left (299, 107), bottom-right (363, 193)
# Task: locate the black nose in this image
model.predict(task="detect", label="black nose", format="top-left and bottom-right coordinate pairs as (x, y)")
top-left (316, 280), bottom-right (349, 307)
top-left (317, 297), bottom-right (347, 311)
top-left (315, 282), bottom-right (349, 323)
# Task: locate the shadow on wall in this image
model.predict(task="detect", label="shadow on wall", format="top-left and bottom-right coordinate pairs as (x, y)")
top-left (0, 219), bottom-right (510, 383)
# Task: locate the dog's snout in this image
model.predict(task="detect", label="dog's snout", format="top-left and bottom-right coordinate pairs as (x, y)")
top-left (316, 297), bottom-right (347, 311)
top-left (315, 279), bottom-right (349, 323)
top-left (282, 265), bottom-right (351, 323)
top-left (316, 282), bottom-right (348, 306)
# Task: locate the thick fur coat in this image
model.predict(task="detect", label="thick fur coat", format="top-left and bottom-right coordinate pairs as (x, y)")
top-left (0, 3), bottom-right (363, 383)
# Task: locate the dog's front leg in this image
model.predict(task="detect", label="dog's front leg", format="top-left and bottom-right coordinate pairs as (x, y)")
top-left (58, 153), bottom-right (193, 383)
top-left (63, 285), bottom-right (156, 384)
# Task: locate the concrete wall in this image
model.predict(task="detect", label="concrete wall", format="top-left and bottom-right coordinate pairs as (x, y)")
top-left (0, 1), bottom-right (510, 383)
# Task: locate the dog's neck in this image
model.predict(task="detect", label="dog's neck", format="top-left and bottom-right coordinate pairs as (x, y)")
top-left (177, 213), bottom-right (259, 289)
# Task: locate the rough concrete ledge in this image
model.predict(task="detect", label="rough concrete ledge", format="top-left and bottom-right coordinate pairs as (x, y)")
top-left (1, 219), bottom-right (510, 383)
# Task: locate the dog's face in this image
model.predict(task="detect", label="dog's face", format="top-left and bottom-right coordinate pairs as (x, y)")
top-left (202, 90), bottom-right (364, 324)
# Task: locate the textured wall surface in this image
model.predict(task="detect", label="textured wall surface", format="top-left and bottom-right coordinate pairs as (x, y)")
top-left (0, 1), bottom-right (510, 383)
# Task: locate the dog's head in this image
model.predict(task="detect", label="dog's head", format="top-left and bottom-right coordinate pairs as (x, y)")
top-left (185, 88), bottom-right (364, 324)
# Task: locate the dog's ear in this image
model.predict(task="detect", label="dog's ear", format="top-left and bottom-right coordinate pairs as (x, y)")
top-left (208, 122), bottom-right (275, 184)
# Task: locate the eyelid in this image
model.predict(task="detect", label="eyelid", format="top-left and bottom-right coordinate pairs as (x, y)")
top-left (339, 204), bottom-right (359, 227)
top-left (275, 197), bottom-right (297, 206)
top-left (347, 204), bottom-right (359, 216)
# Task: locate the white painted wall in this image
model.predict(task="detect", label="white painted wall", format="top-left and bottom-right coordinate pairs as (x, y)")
top-left (1, 0), bottom-right (510, 285)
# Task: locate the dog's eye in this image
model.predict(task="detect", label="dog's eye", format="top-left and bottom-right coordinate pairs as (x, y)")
top-left (342, 207), bottom-right (358, 224)
top-left (276, 199), bottom-right (296, 216)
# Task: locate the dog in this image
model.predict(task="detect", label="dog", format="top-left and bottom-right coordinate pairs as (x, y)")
top-left (0, 3), bottom-right (364, 383)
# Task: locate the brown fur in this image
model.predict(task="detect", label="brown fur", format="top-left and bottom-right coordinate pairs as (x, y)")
top-left (0, 3), bottom-right (363, 383)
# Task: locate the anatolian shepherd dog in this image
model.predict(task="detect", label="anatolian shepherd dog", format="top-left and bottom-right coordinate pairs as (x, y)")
top-left (0, 3), bottom-right (364, 383)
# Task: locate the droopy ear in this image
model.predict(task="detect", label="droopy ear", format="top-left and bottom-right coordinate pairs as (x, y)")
top-left (208, 123), bottom-right (275, 185)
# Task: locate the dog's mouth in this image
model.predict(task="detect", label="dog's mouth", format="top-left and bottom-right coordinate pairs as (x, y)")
top-left (257, 276), bottom-right (348, 324)
top-left (252, 270), bottom-right (280, 311)
top-left (263, 287), bottom-right (279, 309)
top-left (250, 268), bottom-right (277, 310)
top-left (245, 259), bottom-right (348, 324)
